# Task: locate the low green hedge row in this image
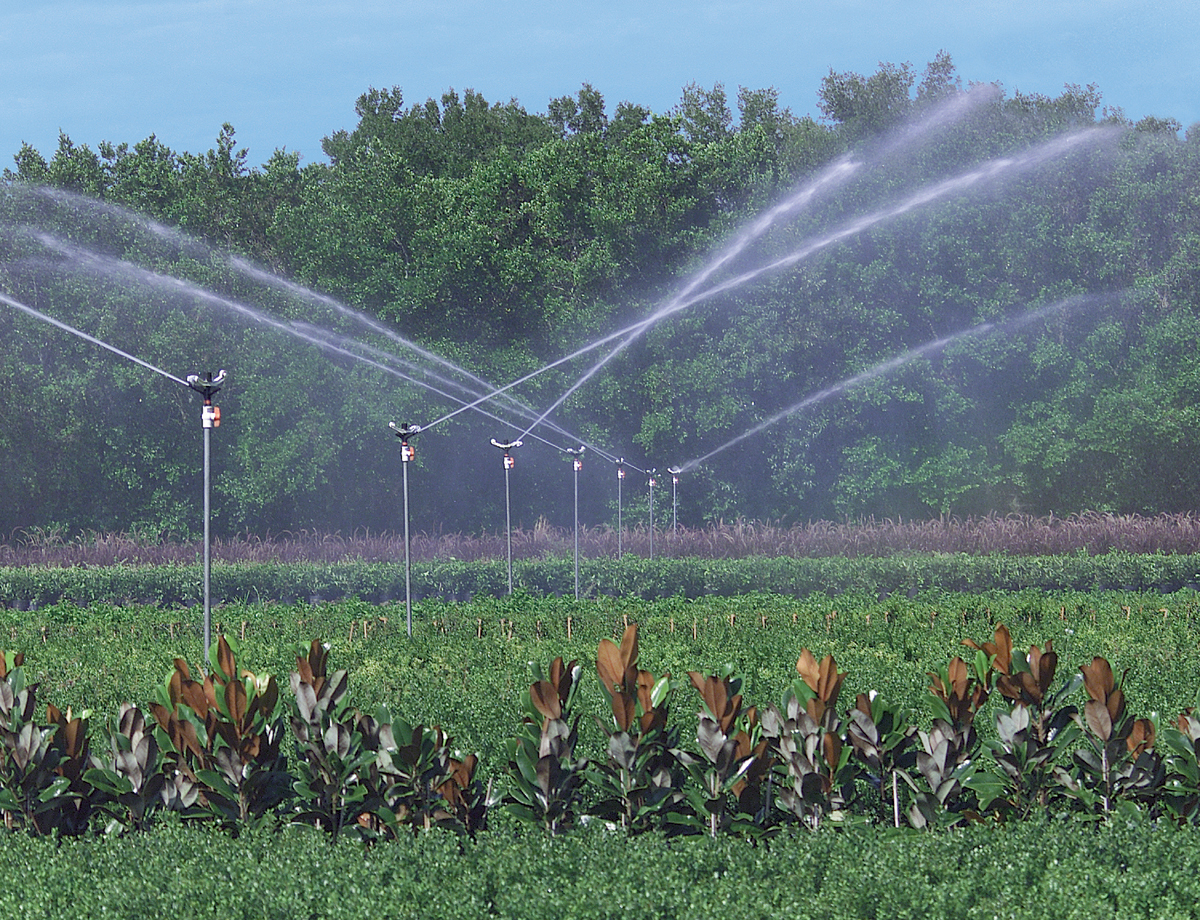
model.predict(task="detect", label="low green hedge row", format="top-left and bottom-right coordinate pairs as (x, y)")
top-left (1, 817), bottom-right (1197, 920)
top-left (3, 550), bottom-right (1200, 608)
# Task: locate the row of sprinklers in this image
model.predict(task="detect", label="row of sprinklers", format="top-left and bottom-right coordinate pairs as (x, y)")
top-left (1, 294), bottom-right (687, 655)
top-left (390, 422), bottom-right (685, 608)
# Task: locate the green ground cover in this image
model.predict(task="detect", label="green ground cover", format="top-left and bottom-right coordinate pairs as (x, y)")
top-left (2, 589), bottom-right (1199, 918)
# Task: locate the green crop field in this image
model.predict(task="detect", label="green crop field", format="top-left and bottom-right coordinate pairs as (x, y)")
top-left (3, 588), bottom-right (1200, 918)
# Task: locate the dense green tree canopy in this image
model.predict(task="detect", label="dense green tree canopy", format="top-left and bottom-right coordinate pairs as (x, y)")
top-left (2, 54), bottom-right (1199, 538)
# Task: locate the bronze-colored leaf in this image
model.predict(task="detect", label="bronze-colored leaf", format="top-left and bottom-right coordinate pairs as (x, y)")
top-left (216, 636), bottom-right (236, 684)
top-left (1126, 718), bottom-right (1155, 756)
top-left (823, 731), bottom-right (843, 772)
top-left (610, 692), bottom-right (635, 732)
top-left (947, 657), bottom-right (968, 699)
top-left (816, 654), bottom-right (845, 706)
top-left (796, 649), bottom-right (819, 692)
top-left (1081, 657), bottom-right (1114, 703)
top-left (1084, 698), bottom-right (1112, 741)
top-left (1106, 686), bottom-right (1126, 725)
top-left (596, 639), bottom-right (623, 699)
top-left (529, 680), bottom-right (562, 721)
top-left (618, 623), bottom-right (639, 672)
top-left (225, 677), bottom-right (248, 727)
top-left (180, 678), bottom-right (208, 717)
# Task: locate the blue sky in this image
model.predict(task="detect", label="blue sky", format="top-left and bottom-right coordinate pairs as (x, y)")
top-left (2, 1), bottom-right (1196, 169)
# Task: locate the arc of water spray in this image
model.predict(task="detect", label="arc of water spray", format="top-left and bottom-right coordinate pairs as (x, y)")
top-left (292, 321), bottom-right (620, 459)
top-left (19, 232), bottom-right (601, 455)
top-left (23, 183), bottom-right (520, 412)
top-left (0, 291), bottom-right (190, 388)
top-left (420, 89), bottom-right (1000, 436)
top-left (676, 292), bottom-right (1111, 472)
top-left (421, 157), bottom-right (861, 436)
top-left (514, 129), bottom-right (1102, 444)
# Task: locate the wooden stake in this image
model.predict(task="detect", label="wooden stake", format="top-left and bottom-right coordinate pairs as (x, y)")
top-left (477, 618), bottom-right (483, 639)
top-left (692, 619), bottom-right (697, 641)
top-left (240, 620), bottom-right (247, 641)
top-left (566, 616), bottom-right (572, 642)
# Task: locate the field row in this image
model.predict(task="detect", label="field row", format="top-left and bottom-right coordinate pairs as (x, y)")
top-left (1, 589), bottom-right (1198, 842)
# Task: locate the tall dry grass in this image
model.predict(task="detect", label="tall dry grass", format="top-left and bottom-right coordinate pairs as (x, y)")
top-left (5, 512), bottom-right (1200, 568)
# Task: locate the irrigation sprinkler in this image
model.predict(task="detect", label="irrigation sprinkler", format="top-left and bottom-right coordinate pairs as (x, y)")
top-left (647, 469), bottom-right (657, 561)
top-left (490, 438), bottom-right (523, 593)
top-left (566, 447), bottom-right (584, 599)
top-left (616, 458), bottom-right (625, 558)
top-left (185, 369), bottom-right (226, 665)
top-left (389, 422), bottom-right (421, 636)
top-left (668, 467), bottom-right (681, 538)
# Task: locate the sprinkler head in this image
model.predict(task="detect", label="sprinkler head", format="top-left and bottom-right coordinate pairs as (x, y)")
top-left (389, 421), bottom-right (422, 438)
top-left (186, 369), bottom-right (226, 400)
top-left (491, 437), bottom-right (522, 469)
top-left (390, 422), bottom-right (421, 461)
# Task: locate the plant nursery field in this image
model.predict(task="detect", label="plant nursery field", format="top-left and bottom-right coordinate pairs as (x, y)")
top-left (2, 587), bottom-right (1199, 918)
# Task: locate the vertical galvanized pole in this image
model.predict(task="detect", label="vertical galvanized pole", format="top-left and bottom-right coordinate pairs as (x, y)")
top-left (491, 439), bottom-right (522, 595)
top-left (391, 422), bottom-right (420, 637)
top-left (202, 421), bottom-right (211, 660)
top-left (402, 452), bottom-right (412, 635)
top-left (187, 370), bottom-right (224, 668)
top-left (567, 449), bottom-right (583, 600)
top-left (670, 468), bottom-right (681, 537)
top-left (616, 459), bottom-right (624, 558)
top-left (648, 470), bottom-right (656, 561)
top-left (504, 460), bottom-right (513, 593)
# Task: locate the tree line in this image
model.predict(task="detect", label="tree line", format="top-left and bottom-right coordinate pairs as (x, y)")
top-left (2, 52), bottom-right (1199, 538)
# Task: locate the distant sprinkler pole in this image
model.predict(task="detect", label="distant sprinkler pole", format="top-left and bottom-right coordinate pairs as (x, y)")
top-left (647, 469), bottom-right (657, 561)
top-left (185, 369), bottom-right (226, 666)
top-left (491, 438), bottom-right (523, 593)
top-left (616, 458), bottom-right (625, 558)
top-left (390, 422), bottom-right (421, 637)
top-left (668, 467), bottom-right (682, 538)
top-left (566, 447), bottom-right (585, 600)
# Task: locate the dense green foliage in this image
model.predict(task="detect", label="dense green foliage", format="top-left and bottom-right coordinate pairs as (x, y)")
top-left (2, 587), bottom-right (1200, 917)
top-left (3, 53), bottom-right (1200, 537)
top-left (2, 819), bottom-right (1200, 919)
top-left (4, 549), bottom-right (1200, 610)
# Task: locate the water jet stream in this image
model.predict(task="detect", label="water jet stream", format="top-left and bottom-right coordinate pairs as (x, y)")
top-left (515, 128), bottom-right (1104, 442)
top-left (14, 231), bottom-right (616, 457)
top-left (676, 292), bottom-right (1114, 473)
top-left (0, 290), bottom-right (190, 387)
top-left (421, 88), bottom-right (1005, 435)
